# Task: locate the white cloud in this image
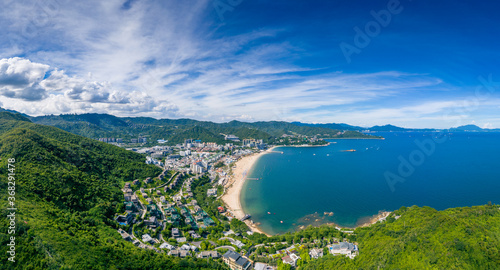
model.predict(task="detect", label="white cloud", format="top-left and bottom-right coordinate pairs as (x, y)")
top-left (0, 57), bottom-right (179, 117)
top-left (0, 57), bottom-right (49, 100)
top-left (2, 0), bottom-right (497, 128)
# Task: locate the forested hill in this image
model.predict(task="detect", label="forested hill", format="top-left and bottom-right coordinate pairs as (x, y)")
top-left (301, 205), bottom-right (500, 269)
top-left (31, 113), bottom-right (376, 144)
top-left (1, 112), bottom-right (498, 269)
top-left (0, 112), bottom-right (224, 269)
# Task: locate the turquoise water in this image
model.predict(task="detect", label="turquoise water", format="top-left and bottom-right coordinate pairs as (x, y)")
top-left (240, 132), bottom-right (500, 235)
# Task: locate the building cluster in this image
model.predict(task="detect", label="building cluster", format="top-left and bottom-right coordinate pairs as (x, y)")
top-left (146, 156), bottom-right (164, 167)
top-left (98, 137), bottom-right (123, 143)
top-left (130, 137), bottom-right (148, 144)
top-left (99, 136), bottom-right (148, 144)
top-left (277, 134), bottom-right (324, 145)
top-left (113, 136), bottom-right (363, 269)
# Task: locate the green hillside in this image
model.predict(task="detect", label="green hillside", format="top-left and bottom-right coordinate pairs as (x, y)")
top-left (0, 113), bottom-right (225, 269)
top-left (301, 205), bottom-right (500, 269)
top-left (1, 112), bottom-right (498, 269)
top-left (31, 113), bottom-right (376, 144)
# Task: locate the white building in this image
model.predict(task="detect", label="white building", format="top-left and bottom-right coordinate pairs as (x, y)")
top-left (309, 248), bottom-right (324, 259)
top-left (329, 242), bottom-right (359, 259)
top-left (282, 253), bottom-right (301, 267)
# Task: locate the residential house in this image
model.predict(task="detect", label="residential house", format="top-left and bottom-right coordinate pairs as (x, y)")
top-left (282, 254), bottom-right (301, 267)
top-left (207, 188), bottom-right (217, 197)
top-left (144, 177), bottom-right (153, 184)
top-left (159, 243), bottom-right (175, 250)
top-left (254, 262), bottom-right (276, 270)
top-left (177, 237), bottom-right (187, 243)
top-left (329, 242), bottom-right (359, 259)
top-left (168, 250), bottom-right (180, 257)
top-left (222, 250), bottom-right (252, 270)
top-left (309, 248), bottom-right (323, 259)
top-left (197, 251), bottom-right (220, 259)
top-left (144, 216), bottom-right (159, 228)
top-left (172, 228), bottom-right (181, 238)
top-left (124, 201), bottom-right (136, 211)
top-left (179, 250), bottom-right (191, 258)
top-left (118, 229), bottom-right (132, 241)
top-left (142, 234), bottom-right (155, 244)
top-left (115, 212), bottom-right (134, 225)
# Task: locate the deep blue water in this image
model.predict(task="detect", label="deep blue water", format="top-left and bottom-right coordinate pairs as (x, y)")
top-left (240, 132), bottom-right (500, 235)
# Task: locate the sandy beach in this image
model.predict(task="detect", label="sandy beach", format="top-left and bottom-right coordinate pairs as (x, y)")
top-left (357, 211), bottom-right (392, 228)
top-left (222, 145), bottom-right (391, 236)
top-left (222, 147), bottom-right (277, 236)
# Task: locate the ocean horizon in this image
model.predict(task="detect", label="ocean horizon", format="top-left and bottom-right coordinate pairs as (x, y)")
top-left (241, 132), bottom-right (500, 235)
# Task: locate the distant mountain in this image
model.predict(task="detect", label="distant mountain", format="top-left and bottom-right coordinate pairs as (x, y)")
top-left (0, 107), bottom-right (30, 117)
top-left (368, 124), bottom-right (410, 132)
top-left (291, 122), bottom-right (364, 131)
top-left (450, 125), bottom-right (483, 131)
top-left (31, 113), bottom-right (377, 143)
top-left (450, 124), bottom-right (500, 132)
top-left (294, 122), bottom-right (438, 132)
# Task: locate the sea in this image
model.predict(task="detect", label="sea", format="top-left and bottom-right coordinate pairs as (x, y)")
top-left (240, 132), bottom-right (500, 235)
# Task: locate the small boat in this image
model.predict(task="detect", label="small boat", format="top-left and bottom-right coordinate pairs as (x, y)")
top-left (313, 154), bottom-right (316, 156)
top-left (280, 221), bottom-right (283, 223)
top-left (267, 212), bottom-right (271, 215)
top-left (326, 154), bottom-right (329, 156)
top-left (341, 149), bottom-right (356, 152)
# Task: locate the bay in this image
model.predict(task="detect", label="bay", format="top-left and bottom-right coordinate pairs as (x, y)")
top-left (240, 132), bottom-right (500, 235)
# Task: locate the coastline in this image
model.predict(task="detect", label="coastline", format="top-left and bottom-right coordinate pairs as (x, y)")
top-left (326, 137), bottom-right (385, 140)
top-left (222, 145), bottom-right (391, 236)
top-left (356, 211), bottom-right (392, 228)
top-left (296, 210), bottom-right (393, 232)
top-left (222, 146), bottom-right (277, 236)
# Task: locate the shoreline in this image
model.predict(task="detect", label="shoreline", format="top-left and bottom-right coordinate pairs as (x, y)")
top-left (221, 145), bottom-right (392, 236)
top-left (221, 146), bottom-right (277, 236)
top-left (325, 137), bottom-right (385, 140)
top-left (296, 210), bottom-right (393, 232)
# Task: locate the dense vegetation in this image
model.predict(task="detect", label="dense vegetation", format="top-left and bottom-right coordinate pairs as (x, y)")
top-left (31, 113), bottom-right (376, 144)
top-left (302, 205), bottom-right (500, 269)
top-left (1, 112), bottom-right (499, 269)
top-left (0, 113), bottom-right (225, 269)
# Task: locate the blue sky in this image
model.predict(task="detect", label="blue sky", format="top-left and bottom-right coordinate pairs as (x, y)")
top-left (0, 0), bottom-right (499, 128)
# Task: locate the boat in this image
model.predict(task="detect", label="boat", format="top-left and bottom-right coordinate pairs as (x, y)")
top-left (341, 149), bottom-right (356, 152)
top-left (280, 221), bottom-right (283, 223)
top-left (267, 212), bottom-right (271, 215)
